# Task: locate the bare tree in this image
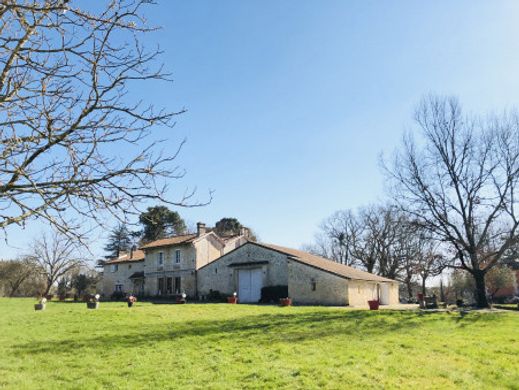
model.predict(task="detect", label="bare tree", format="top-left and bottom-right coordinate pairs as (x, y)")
top-left (386, 95), bottom-right (519, 307)
top-left (309, 205), bottom-right (426, 281)
top-left (415, 245), bottom-right (444, 297)
top-left (0, 257), bottom-right (38, 296)
top-left (0, 0), bottom-right (195, 239)
top-left (485, 266), bottom-right (516, 302)
top-left (27, 231), bottom-right (85, 296)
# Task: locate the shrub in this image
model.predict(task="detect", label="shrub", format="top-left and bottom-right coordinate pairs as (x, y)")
top-left (110, 291), bottom-right (126, 301)
top-left (260, 285), bottom-right (288, 303)
top-left (206, 290), bottom-right (226, 302)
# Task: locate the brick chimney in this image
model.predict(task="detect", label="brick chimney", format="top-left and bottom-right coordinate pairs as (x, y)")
top-left (129, 244), bottom-right (137, 259)
top-left (197, 222), bottom-right (206, 237)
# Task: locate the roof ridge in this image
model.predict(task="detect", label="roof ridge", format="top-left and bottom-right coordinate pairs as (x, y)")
top-left (254, 241), bottom-right (396, 283)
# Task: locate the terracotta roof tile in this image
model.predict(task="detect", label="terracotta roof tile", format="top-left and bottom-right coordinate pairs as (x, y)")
top-left (105, 249), bottom-right (145, 264)
top-left (255, 242), bottom-right (398, 283)
top-left (139, 234), bottom-right (198, 250)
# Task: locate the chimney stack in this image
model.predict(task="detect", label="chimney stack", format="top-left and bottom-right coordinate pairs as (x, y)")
top-left (240, 227), bottom-right (250, 238)
top-left (197, 222), bottom-right (206, 237)
top-left (130, 244), bottom-right (137, 259)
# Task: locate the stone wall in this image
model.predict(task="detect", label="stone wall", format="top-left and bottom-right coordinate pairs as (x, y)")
top-left (347, 280), bottom-right (400, 307)
top-left (197, 243), bottom-right (288, 298)
top-left (143, 271), bottom-right (196, 297)
top-left (193, 235), bottom-right (224, 269)
top-left (347, 280), bottom-right (378, 307)
top-left (143, 244), bottom-right (196, 274)
top-left (287, 260), bottom-right (349, 306)
top-left (101, 261), bottom-right (144, 296)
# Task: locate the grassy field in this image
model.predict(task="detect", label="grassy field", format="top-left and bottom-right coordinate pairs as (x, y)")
top-left (0, 299), bottom-right (518, 389)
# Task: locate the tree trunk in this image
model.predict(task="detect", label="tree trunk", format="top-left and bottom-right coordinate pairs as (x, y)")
top-left (473, 270), bottom-right (489, 308)
top-left (421, 278), bottom-right (426, 296)
top-left (43, 278), bottom-right (53, 297)
top-left (406, 280), bottom-right (413, 301)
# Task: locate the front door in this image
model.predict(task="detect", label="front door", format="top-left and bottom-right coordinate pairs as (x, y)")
top-left (238, 269), bottom-right (263, 303)
top-left (379, 283), bottom-right (390, 305)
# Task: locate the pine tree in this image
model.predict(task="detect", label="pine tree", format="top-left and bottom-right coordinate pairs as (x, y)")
top-left (104, 224), bottom-right (133, 259)
top-left (139, 206), bottom-right (187, 243)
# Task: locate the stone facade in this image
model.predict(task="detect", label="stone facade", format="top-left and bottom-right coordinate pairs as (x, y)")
top-left (198, 243), bottom-right (288, 297)
top-left (141, 234), bottom-right (236, 298)
top-left (101, 260), bottom-right (144, 296)
top-left (198, 242), bottom-right (400, 307)
top-left (287, 259), bottom-right (349, 305)
top-left (143, 243), bottom-right (197, 296)
top-left (102, 234), bottom-right (400, 306)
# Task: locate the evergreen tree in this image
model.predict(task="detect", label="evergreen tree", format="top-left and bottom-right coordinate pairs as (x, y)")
top-left (215, 218), bottom-right (243, 236)
top-left (139, 206), bottom-right (187, 243)
top-left (104, 224), bottom-right (133, 259)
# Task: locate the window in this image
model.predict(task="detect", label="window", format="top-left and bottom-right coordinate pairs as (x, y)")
top-left (128, 264), bottom-right (132, 270)
top-left (215, 268), bottom-right (218, 274)
top-left (175, 249), bottom-right (181, 264)
top-left (166, 277), bottom-right (173, 295)
top-left (311, 279), bottom-right (317, 291)
top-left (158, 252), bottom-right (164, 266)
top-left (111, 264), bottom-right (118, 273)
top-left (174, 277), bottom-right (181, 294)
top-left (115, 284), bottom-right (123, 292)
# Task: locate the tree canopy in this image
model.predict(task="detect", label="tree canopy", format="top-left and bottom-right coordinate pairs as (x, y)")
top-left (104, 224), bottom-right (135, 259)
top-left (139, 206), bottom-right (186, 243)
top-left (0, 0), bottom-right (190, 239)
top-left (386, 95), bottom-right (519, 307)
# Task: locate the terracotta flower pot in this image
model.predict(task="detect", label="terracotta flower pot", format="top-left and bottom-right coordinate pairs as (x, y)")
top-left (227, 296), bottom-right (238, 304)
top-left (34, 303), bottom-right (45, 311)
top-left (368, 300), bottom-right (380, 310)
top-left (279, 298), bottom-right (292, 306)
top-left (87, 301), bottom-right (99, 309)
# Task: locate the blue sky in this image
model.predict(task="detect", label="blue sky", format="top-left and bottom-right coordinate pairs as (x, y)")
top-left (4, 1), bottom-right (519, 258)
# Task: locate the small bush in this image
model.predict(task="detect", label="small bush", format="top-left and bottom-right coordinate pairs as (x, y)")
top-left (110, 291), bottom-right (126, 301)
top-left (206, 290), bottom-right (226, 302)
top-left (260, 285), bottom-right (288, 303)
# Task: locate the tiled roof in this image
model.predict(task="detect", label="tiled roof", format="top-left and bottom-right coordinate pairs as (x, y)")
top-left (129, 271), bottom-right (144, 279)
top-left (139, 234), bottom-right (198, 250)
top-left (255, 242), bottom-right (397, 283)
top-left (105, 249), bottom-right (145, 264)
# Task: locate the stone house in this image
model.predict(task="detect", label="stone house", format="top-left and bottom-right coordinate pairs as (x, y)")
top-left (101, 222), bottom-right (249, 297)
top-left (102, 249), bottom-right (145, 296)
top-left (198, 241), bottom-right (399, 307)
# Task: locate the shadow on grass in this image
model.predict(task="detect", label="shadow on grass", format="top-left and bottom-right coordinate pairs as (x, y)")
top-left (11, 309), bottom-right (503, 357)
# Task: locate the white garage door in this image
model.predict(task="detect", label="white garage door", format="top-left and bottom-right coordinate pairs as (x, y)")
top-left (238, 269), bottom-right (263, 303)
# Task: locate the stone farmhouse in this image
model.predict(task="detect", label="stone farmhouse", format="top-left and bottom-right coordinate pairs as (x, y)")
top-left (102, 224), bottom-right (400, 307)
top-left (102, 222), bottom-right (249, 298)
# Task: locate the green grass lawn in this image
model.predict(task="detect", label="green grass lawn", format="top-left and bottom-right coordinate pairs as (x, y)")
top-left (0, 299), bottom-right (518, 389)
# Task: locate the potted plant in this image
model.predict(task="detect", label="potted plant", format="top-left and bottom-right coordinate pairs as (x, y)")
top-left (34, 297), bottom-right (47, 311)
top-left (227, 292), bottom-right (238, 304)
top-left (176, 292), bottom-right (187, 304)
top-left (87, 294), bottom-right (100, 309)
top-left (127, 295), bottom-right (137, 308)
top-left (279, 297), bottom-right (292, 306)
top-left (368, 300), bottom-right (380, 310)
